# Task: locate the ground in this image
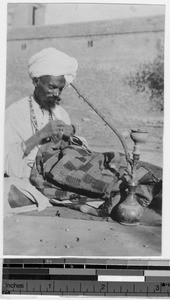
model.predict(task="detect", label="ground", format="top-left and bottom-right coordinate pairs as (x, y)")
top-left (4, 202), bottom-right (161, 256)
top-left (4, 144), bottom-right (162, 256)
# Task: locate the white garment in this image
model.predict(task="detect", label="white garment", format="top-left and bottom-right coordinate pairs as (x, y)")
top-left (4, 96), bottom-right (71, 178)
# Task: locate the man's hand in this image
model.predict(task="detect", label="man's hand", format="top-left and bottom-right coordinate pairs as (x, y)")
top-left (39, 120), bottom-right (65, 140)
top-left (24, 121), bottom-right (76, 156)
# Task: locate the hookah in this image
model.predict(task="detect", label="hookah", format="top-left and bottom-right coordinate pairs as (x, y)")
top-left (70, 84), bottom-right (149, 225)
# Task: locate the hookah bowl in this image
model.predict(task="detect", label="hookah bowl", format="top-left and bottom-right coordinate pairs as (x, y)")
top-left (115, 129), bottom-right (149, 226)
top-left (130, 129), bottom-right (149, 158)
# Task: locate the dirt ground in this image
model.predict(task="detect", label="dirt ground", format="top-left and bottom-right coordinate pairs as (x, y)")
top-left (4, 201), bottom-right (161, 256)
top-left (3, 146), bottom-right (162, 257)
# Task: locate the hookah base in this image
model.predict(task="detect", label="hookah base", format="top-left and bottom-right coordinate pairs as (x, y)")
top-left (115, 199), bottom-right (144, 226)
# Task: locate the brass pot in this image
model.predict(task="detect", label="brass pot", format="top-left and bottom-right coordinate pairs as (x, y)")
top-left (115, 180), bottom-right (144, 226)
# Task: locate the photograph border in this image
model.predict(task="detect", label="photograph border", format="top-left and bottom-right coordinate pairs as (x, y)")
top-left (0, 0), bottom-right (170, 261)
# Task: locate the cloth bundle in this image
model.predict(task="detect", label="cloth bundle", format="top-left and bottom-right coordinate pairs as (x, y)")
top-left (30, 138), bottom-right (162, 214)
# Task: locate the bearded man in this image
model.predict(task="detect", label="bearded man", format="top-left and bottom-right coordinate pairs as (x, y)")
top-left (5, 47), bottom-right (78, 178)
top-left (4, 48), bottom-right (80, 214)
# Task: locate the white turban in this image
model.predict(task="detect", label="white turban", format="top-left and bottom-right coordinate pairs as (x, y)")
top-left (28, 47), bottom-right (78, 84)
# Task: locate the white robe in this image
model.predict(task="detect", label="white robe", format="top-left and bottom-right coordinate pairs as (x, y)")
top-left (4, 96), bottom-right (71, 178)
top-left (4, 96), bottom-right (71, 215)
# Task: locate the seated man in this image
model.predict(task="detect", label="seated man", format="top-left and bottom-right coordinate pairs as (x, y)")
top-left (4, 47), bottom-right (80, 214)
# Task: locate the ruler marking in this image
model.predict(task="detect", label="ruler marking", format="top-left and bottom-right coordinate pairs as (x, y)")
top-left (3, 260), bottom-right (170, 296)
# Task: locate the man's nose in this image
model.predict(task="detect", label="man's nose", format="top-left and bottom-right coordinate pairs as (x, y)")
top-left (53, 89), bottom-right (60, 97)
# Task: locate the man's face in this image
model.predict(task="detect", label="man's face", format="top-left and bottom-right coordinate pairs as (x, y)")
top-left (34, 75), bottom-right (66, 110)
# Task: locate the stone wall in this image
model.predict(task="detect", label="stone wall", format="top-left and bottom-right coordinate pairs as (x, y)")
top-left (6, 15), bottom-right (164, 107)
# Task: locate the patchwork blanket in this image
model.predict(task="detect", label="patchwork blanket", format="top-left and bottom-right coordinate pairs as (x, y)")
top-left (30, 137), bottom-right (162, 214)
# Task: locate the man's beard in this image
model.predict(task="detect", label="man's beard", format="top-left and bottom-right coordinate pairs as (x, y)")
top-left (34, 92), bottom-right (61, 110)
top-left (41, 96), bottom-right (61, 110)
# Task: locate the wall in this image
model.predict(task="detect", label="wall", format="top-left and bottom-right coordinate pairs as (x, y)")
top-left (6, 15), bottom-right (164, 108)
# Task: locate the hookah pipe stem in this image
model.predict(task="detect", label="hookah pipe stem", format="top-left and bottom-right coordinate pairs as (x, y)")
top-left (70, 83), bottom-right (132, 167)
top-left (132, 153), bottom-right (140, 181)
top-left (131, 159), bottom-right (137, 181)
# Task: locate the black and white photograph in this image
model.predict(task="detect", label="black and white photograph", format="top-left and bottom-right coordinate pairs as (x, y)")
top-left (3, 2), bottom-right (165, 256)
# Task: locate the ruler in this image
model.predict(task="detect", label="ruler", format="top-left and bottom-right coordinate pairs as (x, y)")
top-left (2, 258), bottom-right (170, 297)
